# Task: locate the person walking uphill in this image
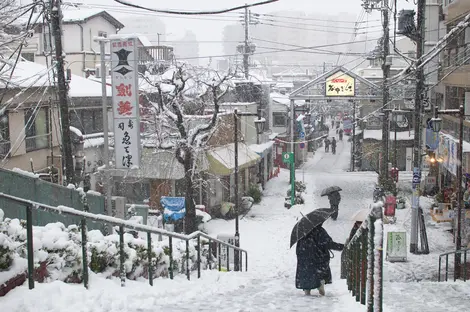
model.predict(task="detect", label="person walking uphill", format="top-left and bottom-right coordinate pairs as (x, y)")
top-left (327, 191), bottom-right (341, 220)
top-left (295, 224), bottom-right (344, 296)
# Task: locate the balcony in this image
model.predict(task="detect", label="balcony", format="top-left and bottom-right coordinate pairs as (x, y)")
top-left (441, 114), bottom-right (470, 143)
top-left (25, 134), bottom-right (50, 152)
top-left (138, 45), bottom-right (174, 64)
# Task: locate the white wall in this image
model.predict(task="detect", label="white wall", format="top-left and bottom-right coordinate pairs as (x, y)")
top-left (83, 17), bottom-right (118, 53)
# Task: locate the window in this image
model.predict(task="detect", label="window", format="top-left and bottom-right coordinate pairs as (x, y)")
top-left (273, 112), bottom-right (287, 127)
top-left (98, 31), bottom-right (108, 38)
top-left (0, 113), bottom-right (10, 157)
top-left (24, 108), bottom-right (50, 152)
top-left (70, 109), bottom-right (104, 134)
top-left (21, 53), bottom-right (34, 62)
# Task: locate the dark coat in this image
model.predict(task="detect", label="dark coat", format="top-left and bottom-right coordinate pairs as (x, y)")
top-left (295, 226), bottom-right (344, 290)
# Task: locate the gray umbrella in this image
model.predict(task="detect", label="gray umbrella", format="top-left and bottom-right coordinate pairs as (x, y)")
top-left (321, 186), bottom-right (342, 196)
top-left (290, 208), bottom-right (334, 248)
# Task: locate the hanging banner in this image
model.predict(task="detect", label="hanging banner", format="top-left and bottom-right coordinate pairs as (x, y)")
top-left (110, 35), bottom-right (141, 169)
top-left (325, 71), bottom-right (355, 97)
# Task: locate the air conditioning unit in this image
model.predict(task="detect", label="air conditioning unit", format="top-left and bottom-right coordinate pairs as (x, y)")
top-left (111, 196), bottom-right (126, 219)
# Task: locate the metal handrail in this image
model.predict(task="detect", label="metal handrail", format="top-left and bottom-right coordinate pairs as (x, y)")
top-left (438, 248), bottom-right (470, 282)
top-left (344, 205), bottom-right (383, 312)
top-left (0, 192), bottom-right (248, 290)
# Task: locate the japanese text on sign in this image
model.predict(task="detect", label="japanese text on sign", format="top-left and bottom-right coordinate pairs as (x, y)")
top-left (325, 71), bottom-right (355, 97)
top-left (111, 36), bottom-right (140, 169)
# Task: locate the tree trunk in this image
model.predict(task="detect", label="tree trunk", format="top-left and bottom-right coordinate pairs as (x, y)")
top-left (184, 156), bottom-right (197, 234)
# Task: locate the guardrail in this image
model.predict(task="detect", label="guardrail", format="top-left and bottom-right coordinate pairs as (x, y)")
top-left (438, 248), bottom-right (470, 282)
top-left (0, 192), bottom-right (248, 290)
top-left (344, 205), bottom-right (383, 312)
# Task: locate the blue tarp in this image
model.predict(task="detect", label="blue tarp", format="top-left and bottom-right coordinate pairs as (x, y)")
top-left (161, 196), bottom-right (186, 222)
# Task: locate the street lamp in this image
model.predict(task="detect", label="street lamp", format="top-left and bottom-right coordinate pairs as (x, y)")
top-left (233, 109), bottom-right (265, 271)
top-left (433, 104), bottom-right (465, 279)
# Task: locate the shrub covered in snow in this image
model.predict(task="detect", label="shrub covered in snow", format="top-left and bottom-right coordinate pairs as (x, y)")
top-left (0, 211), bottom-right (212, 284)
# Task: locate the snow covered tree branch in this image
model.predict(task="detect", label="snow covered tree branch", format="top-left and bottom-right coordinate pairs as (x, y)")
top-left (140, 64), bottom-right (236, 233)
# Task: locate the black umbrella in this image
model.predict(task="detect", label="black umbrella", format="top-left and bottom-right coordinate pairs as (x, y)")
top-left (290, 208), bottom-right (334, 248)
top-left (321, 185), bottom-right (342, 196)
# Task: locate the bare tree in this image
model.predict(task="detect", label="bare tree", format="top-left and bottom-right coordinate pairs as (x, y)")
top-left (141, 64), bottom-right (234, 233)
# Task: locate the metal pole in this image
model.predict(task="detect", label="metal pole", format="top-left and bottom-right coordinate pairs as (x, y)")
top-left (394, 112), bottom-right (398, 196)
top-left (411, 0), bottom-right (426, 254)
top-left (234, 110), bottom-right (240, 272)
top-left (51, 0), bottom-right (74, 185)
top-left (99, 40), bottom-right (113, 233)
top-left (352, 101), bottom-right (356, 171)
top-left (243, 6), bottom-right (250, 79)
top-left (26, 205), bottom-right (34, 290)
top-left (381, 0), bottom-right (391, 184)
top-left (455, 105), bottom-right (464, 279)
top-left (290, 99), bottom-right (295, 183)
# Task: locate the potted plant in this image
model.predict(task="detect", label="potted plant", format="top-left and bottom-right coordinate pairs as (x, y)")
top-left (396, 197), bottom-right (406, 209)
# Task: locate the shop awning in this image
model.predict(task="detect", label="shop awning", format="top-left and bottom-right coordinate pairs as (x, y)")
top-left (207, 143), bottom-right (261, 175)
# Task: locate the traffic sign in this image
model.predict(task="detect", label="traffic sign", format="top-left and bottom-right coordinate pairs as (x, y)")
top-left (299, 142), bottom-right (305, 149)
top-left (412, 167), bottom-right (421, 184)
top-left (299, 131), bottom-right (305, 138)
top-left (282, 152), bottom-right (294, 164)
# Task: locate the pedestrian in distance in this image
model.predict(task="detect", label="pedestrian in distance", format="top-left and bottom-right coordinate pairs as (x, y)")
top-left (338, 128), bottom-right (343, 141)
top-left (324, 138), bottom-right (330, 152)
top-left (295, 223), bottom-right (344, 296)
top-left (327, 190), bottom-right (341, 220)
top-left (331, 137), bottom-right (337, 155)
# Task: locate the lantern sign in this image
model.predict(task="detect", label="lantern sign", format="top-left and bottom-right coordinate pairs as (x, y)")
top-left (110, 35), bottom-right (141, 169)
top-left (325, 71), bottom-right (355, 97)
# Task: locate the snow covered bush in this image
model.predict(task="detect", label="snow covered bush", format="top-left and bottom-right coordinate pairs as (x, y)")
top-left (0, 233), bottom-right (15, 271)
top-left (286, 181), bottom-right (307, 205)
top-left (88, 230), bottom-right (170, 280)
top-left (247, 184), bottom-right (262, 204)
top-left (0, 212), bottom-right (212, 284)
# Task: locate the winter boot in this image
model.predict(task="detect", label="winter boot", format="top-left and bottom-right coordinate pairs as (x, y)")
top-left (304, 289), bottom-right (311, 296)
top-left (318, 280), bottom-right (325, 296)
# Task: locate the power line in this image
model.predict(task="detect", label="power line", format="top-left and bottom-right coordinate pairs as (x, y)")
top-left (258, 12), bottom-right (380, 24)
top-left (113, 0), bottom-right (279, 15)
top-left (258, 22), bottom-right (382, 35)
top-left (172, 38), bottom-right (381, 60)
top-left (252, 15), bottom-right (382, 30)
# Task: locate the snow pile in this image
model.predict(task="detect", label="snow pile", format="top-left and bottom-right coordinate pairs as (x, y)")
top-left (11, 168), bottom-right (39, 179)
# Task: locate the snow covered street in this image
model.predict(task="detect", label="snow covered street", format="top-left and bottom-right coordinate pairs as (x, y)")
top-left (2, 136), bottom-right (470, 311)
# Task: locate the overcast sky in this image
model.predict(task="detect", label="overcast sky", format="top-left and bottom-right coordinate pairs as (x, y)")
top-left (21, 0), bottom-right (416, 62)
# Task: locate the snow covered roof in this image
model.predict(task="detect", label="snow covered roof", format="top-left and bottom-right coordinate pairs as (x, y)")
top-left (30, 8), bottom-right (124, 29)
top-left (249, 141), bottom-right (274, 156)
top-left (137, 35), bottom-right (153, 47)
top-left (0, 60), bottom-right (112, 98)
top-left (364, 130), bottom-right (415, 141)
top-left (207, 143), bottom-right (260, 175)
top-left (270, 92), bottom-right (290, 106)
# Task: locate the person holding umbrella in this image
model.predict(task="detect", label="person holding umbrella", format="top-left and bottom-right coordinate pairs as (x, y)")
top-left (291, 208), bottom-right (344, 296)
top-left (321, 186), bottom-right (342, 220)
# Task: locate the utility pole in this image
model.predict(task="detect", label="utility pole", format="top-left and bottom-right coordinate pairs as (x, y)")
top-left (97, 38), bottom-right (113, 234)
top-left (352, 100), bottom-right (356, 171)
top-left (243, 6), bottom-right (250, 79)
top-left (234, 110), bottom-right (240, 272)
top-left (381, 0), bottom-right (391, 184)
top-left (410, 0), bottom-right (426, 254)
top-left (51, 0), bottom-right (74, 185)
